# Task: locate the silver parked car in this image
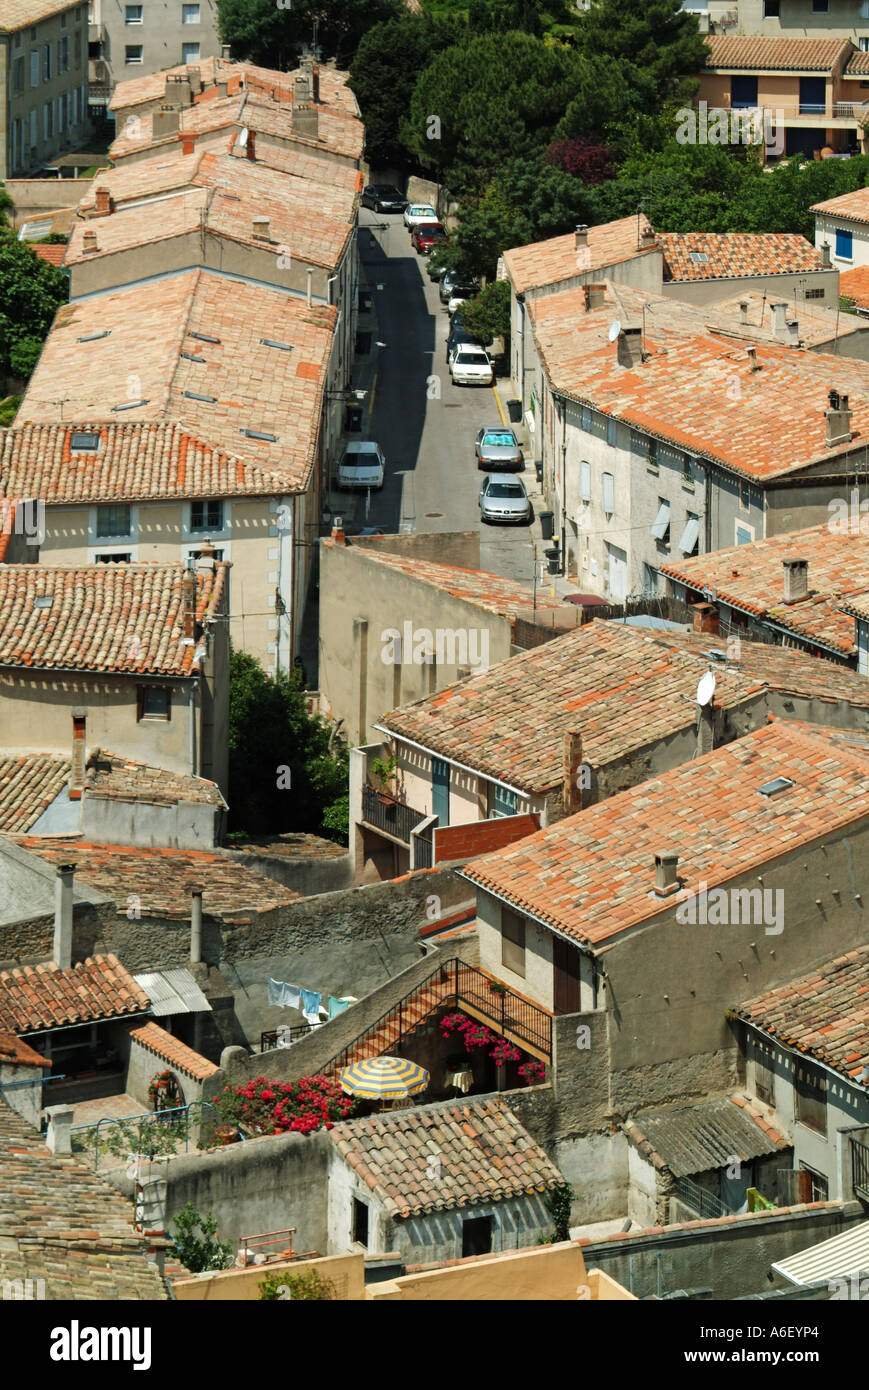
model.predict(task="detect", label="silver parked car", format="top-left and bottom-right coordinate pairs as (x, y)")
top-left (475, 426), bottom-right (524, 471)
top-left (479, 473), bottom-right (531, 525)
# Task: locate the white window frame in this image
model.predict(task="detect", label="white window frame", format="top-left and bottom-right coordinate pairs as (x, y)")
top-left (601, 471), bottom-right (614, 518)
top-left (579, 459), bottom-right (591, 504)
top-left (182, 3), bottom-right (201, 21)
top-left (88, 504), bottom-right (139, 555)
top-left (125, 44), bottom-right (144, 64)
top-left (124, 3), bottom-right (143, 21)
top-left (181, 41), bottom-right (201, 62)
top-left (735, 520), bottom-right (755, 545)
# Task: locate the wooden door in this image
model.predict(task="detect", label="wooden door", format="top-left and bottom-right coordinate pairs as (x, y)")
top-left (553, 936), bottom-right (580, 1014)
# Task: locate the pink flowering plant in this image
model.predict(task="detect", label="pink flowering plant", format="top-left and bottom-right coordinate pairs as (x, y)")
top-left (441, 1010), bottom-right (542, 1081)
top-left (517, 1059), bottom-right (546, 1085)
top-left (213, 1074), bottom-right (356, 1137)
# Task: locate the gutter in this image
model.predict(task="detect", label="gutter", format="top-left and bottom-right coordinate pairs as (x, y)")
top-left (373, 723), bottom-right (537, 801)
top-left (734, 1015), bottom-right (868, 1096)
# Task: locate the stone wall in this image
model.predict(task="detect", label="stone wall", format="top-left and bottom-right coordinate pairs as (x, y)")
top-left (0, 1063), bottom-right (44, 1129)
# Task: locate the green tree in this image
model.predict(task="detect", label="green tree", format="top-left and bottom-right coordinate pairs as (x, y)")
top-left (459, 279), bottom-right (511, 345)
top-left (0, 224), bottom-right (67, 383)
top-left (217, 0), bottom-right (402, 69)
top-left (171, 1204), bottom-right (234, 1274)
top-left (575, 0), bottom-right (707, 111)
top-left (228, 648), bottom-right (348, 839)
top-left (349, 13), bottom-right (458, 168)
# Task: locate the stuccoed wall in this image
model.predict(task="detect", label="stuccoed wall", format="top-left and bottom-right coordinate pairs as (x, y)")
top-left (0, 1063), bottom-right (44, 1129)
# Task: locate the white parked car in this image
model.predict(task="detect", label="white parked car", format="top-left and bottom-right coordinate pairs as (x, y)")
top-left (447, 283), bottom-right (478, 316)
top-left (403, 202), bottom-right (439, 230)
top-left (449, 346), bottom-right (494, 386)
top-left (336, 441), bottom-right (385, 490)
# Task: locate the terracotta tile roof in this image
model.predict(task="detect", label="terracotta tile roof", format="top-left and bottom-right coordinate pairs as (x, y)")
top-left (329, 1096), bottom-right (564, 1218)
top-left (10, 838), bottom-right (300, 921)
top-left (712, 290), bottom-right (867, 346)
top-left (109, 57), bottom-right (356, 116)
top-left (382, 621), bottom-right (869, 794)
top-left (0, 422), bottom-right (294, 506)
top-left (84, 749), bottom-right (226, 808)
top-left (0, 1033), bottom-right (49, 1068)
top-left (528, 287), bottom-right (869, 482)
top-left (0, 0), bottom-right (74, 28)
top-left (659, 232), bottom-right (825, 283)
top-left (840, 265), bottom-right (869, 311)
top-left (461, 720), bottom-right (869, 947)
top-left (0, 562), bottom-right (226, 675)
top-left (845, 50), bottom-right (869, 74)
top-left (338, 546), bottom-right (567, 620)
top-left (0, 955), bottom-right (150, 1034)
top-left (109, 55), bottom-right (223, 109)
top-left (733, 944), bottom-right (869, 1083)
top-left (31, 243), bottom-right (67, 267)
top-left (128, 1021), bottom-right (218, 1079)
top-left (67, 180), bottom-right (353, 274)
top-left (839, 587), bottom-right (869, 620)
top-left (502, 214), bottom-right (657, 296)
top-left (0, 755), bottom-right (70, 833)
top-left (0, 1101), bottom-right (170, 1300)
top-left (811, 186), bottom-right (869, 224)
top-left (704, 35), bottom-right (851, 71)
top-left (661, 523), bottom-right (868, 656)
top-left (18, 268), bottom-right (336, 489)
top-left (624, 1095), bottom-right (789, 1178)
top-left (195, 147), bottom-right (358, 220)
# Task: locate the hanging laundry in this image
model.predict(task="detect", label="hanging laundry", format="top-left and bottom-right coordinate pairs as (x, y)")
top-left (300, 988), bottom-right (322, 1024)
top-left (268, 979), bottom-right (301, 1009)
top-left (328, 996), bottom-right (352, 1019)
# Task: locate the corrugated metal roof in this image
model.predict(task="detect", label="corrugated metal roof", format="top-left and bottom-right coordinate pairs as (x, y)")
top-left (132, 968), bottom-right (211, 1016)
top-left (629, 1096), bottom-right (787, 1178)
top-left (772, 1221), bottom-right (869, 1286)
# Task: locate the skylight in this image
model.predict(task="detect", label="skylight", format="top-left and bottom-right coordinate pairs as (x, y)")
top-left (188, 331), bottom-right (221, 344)
top-left (180, 351), bottom-right (206, 363)
top-left (111, 400), bottom-right (149, 411)
top-left (33, 595), bottom-right (53, 609)
top-left (77, 331), bottom-right (111, 343)
top-left (260, 339), bottom-right (293, 351)
top-left (70, 431), bottom-right (101, 451)
top-left (183, 390), bottom-right (218, 402)
top-left (758, 777), bottom-right (795, 798)
top-left (689, 252), bottom-right (709, 265)
top-left (240, 428), bottom-right (277, 442)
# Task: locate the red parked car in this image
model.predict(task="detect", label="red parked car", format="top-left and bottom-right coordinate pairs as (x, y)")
top-left (412, 222), bottom-right (448, 254)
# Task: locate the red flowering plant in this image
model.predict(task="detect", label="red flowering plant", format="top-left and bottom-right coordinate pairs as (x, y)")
top-left (213, 1074), bottom-right (356, 1138)
top-left (517, 1059), bottom-right (546, 1086)
top-left (491, 1039), bottom-right (521, 1067)
top-left (441, 1008), bottom-right (545, 1084)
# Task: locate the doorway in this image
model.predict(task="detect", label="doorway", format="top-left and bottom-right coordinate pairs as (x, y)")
top-left (553, 935), bottom-right (580, 1014)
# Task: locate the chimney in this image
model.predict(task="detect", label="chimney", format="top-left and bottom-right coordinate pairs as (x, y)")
top-left (217, 80), bottom-right (228, 99)
top-left (825, 388), bottom-right (852, 446)
top-left (292, 102), bottom-right (319, 138)
top-left (690, 601), bottom-right (719, 635)
top-left (738, 299), bottom-right (749, 323)
top-left (53, 863), bottom-right (76, 970)
top-left (585, 283), bottom-right (606, 310)
top-left (653, 852), bottom-right (680, 897)
top-left (221, 43), bottom-right (232, 60)
top-left (182, 135), bottom-right (196, 156)
top-left (820, 241), bottom-right (832, 268)
top-left (616, 326), bottom-right (643, 368)
top-left (697, 701), bottom-right (715, 757)
top-left (182, 565), bottom-right (196, 640)
top-left (82, 228), bottom-right (98, 255)
top-left (252, 214), bottom-right (270, 241)
top-left (190, 885), bottom-right (203, 964)
top-left (787, 318), bottom-right (800, 345)
top-left (195, 541), bottom-right (215, 571)
top-left (782, 557), bottom-right (809, 605)
top-left (93, 185), bottom-right (113, 217)
top-left (574, 224), bottom-right (589, 249)
top-left (639, 224), bottom-right (656, 248)
top-left (69, 712), bottom-right (86, 799)
top-left (770, 301), bottom-right (789, 337)
top-left (312, 63), bottom-right (320, 103)
top-left (563, 730), bottom-right (584, 815)
top-left (747, 346), bottom-right (760, 372)
top-left (331, 515), bottom-right (346, 546)
top-left (152, 105), bottom-right (181, 140)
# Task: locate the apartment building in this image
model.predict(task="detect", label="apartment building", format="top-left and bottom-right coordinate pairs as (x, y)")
top-left (708, 0), bottom-right (869, 43)
top-left (0, 0), bottom-right (90, 178)
top-left (87, 0), bottom-right (221, 113)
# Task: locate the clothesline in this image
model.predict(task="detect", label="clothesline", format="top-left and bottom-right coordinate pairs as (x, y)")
top-left (268, 978), bottom-right (355, 1023)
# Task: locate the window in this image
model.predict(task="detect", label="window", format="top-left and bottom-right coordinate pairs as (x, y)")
top-left (137, 687), bottom-right (171, 721)
top-left (12, 58), bottom-right (24, 93)
top-left (182, 3), bottom-right (201, 20)
top-left (836, 228), bottom-right (853, 261)
top-left (642, 563), bottom-right (658, 596)
top-left (125, 44), bottom-right (144, 63)
top-left (763, 0), bottom-right (780, 13)
top-left (74, 30), bottom-right (81, 66)
top-left (490, 784), bottom-right (517, 818)
top-left (501, 908), bottom-right (526, 978)
top-left (462, 1215), bottom-right (493, 1258)
top-left (579, 459), bottom-right (591, 503)
top-left (351, 1197), bottom-right (369, 1248)
top-left (30, 51), bottom-right (39, 87)
top-left (190, 500), bottom-right (223, 531)
top-left (601, 471), bottom-right (614, 517)
top-left (42, 103), bottom-right (52, 141)
top-left (795, 1062), bottom-right (827, 1135)
top-left (731, 75), bottom-right (758, 108)
top-left (812, 0), bottom-right (828, 10)
top-left (735, 521), bottom-right (754, 546)
top-left (96, 504), bottom-right (131, 538)
top-left (799, 1164), bottom-right (828, 1202)
top-left (71, 431), bottom-right (101, 452)
top-left (431, 757), bottom-right (450, 827)
top-left (182, 41), bottom-right (201, 62)
top-left (96, 552), bottom-right (132, 563)
top-left (861, 37), bottom-right (869, 51)
top-left (651, 498), bottom-right (671, 544)
top-left (606, 417), bottom-right (617, 448)
top-left (29, 109), bottom-right (37, 148)
top-left (125, 3), bottom-right (143, 20)
top-left (580, 405), bottom-right (593, 433)
top-left (42, 44), bottom-right (51, 81)
top-left (679, 513), bottom-right (699, 556)
top-left (754, 1046), bottom-right (774, 1105)
top-left (805, 287), bottom-right (825, 299)
top-left (682, 456), bottom-right (693, 489)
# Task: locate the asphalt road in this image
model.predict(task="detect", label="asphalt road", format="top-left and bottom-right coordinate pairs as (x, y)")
top-left (345, 207), bottom-right (537, 587)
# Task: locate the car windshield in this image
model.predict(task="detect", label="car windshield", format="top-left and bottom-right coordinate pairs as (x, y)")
top-left (488, 484), bottom-right (524, 498)
top-left (457, 351), bottom-right (488, 363)
top-left (342, 457), bottom-right (377, 468)
top-left (483, 432), bottom-right (516, 447)
top-left (424, 228), bottom-right (447, 237)
top-left (452, 286), bottom-right (475, 297)
top-left (412, 206), bottom-right (435, 215)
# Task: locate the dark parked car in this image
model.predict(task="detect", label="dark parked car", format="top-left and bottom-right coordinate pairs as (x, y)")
top-left (412, 222), bottom-right (448, 254)
top-left (360, 184), bottom-right (407, 213)
top-left (446, 312), bottom-right (488, 362)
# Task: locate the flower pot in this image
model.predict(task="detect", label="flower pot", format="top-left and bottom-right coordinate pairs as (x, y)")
top-left (215, 1125), bottom-right (240, 1146)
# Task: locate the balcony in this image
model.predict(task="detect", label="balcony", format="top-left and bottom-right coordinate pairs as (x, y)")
top-left (727, 100), bottom-right (868, 128)
top-left (361, 784), bottom-right (430, 846)
top-left (851, 1135), bottom-right (869, 1203)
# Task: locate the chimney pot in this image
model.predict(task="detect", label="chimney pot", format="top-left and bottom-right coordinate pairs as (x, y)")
top-left (739, 299), bottom-right (749, 323)
top-left (747, 346), bottom-right (760, 371)
top-left (93, 185), bottom-right (113, 216)
top-left (182, 136), bottom-right (196, 155)
top-left (53, 862), bottom-right (76, 970)
top-left (190, 884), bottom-right (203, 964)
top-left (787, 318), bottom-right (799, 345)
top-left (585, 283), bottom-right (606, 310)
top-left (770, 301), bottom-right (788, 337)
top-left (82, 229), bottom-right (98, 254)
top-left (574, 224), bottom-right (589, 249)
top-left (782, 557), bottom-right (809, 605)
top-left (653, 852), bottom-right (680, 897)
top-left (331, 516), bottom-right (346, 546)
top-left (820, 241), bottom-right (832, 267)
top-left (616, 326), bottom-right (643, 369)
top-left (825, 389), bottom-right (852, 446)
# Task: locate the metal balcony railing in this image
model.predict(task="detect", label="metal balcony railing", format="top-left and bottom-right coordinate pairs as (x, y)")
top-left (361, 784), bottom-right (430, 845)
top-left (851, 1135), bottom-right (869, 1201)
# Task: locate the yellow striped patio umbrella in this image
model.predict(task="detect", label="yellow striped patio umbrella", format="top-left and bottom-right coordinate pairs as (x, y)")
top-left (340, 1056), bottom-right (430, 1100)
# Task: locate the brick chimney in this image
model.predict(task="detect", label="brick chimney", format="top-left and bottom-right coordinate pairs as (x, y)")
top-left (690, 601), bottom-right (719, 635)
top-left (182, 135), bottom-right (196, 156)
top-left (292, 102), bottom-right (319, 138)
top-left (825, 388), bottom-right (852, 446)
top-left (331, 515), bottom-right (346, 546)
top-left (182, 565), bottom-right (196, 640)
top-left (653, 852), bottom-right (680, 897)
top-left (563, 729), bottom-right (584, 815)
top-left (93, 185), bottom-right (113, 217)
top-left (252, 214), bottom-right (270, 241)
top-left (782, 557), bottom-right (809, 605)
top-left (69, 712), bottom-right (86, 800)
top-left (82, 229), bottom-right (98, 255)
top-left (574, 224), bottom-right (589, 249)
top-left (616, 326), bottom-right (643, 368)
top-left (53, 863), bottom-right (76, 969)
top-left (585, 284), bottom-right (606, 310)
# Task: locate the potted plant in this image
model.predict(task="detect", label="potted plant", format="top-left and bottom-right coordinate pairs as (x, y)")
top-left (487, 980), bottom-right (507, 995)
top-left (369, 752), bottom-right (398, 805)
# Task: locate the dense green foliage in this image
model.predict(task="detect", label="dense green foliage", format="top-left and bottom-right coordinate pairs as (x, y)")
top-left (228, 649), bottom-right (348, 840)
top-left (171, 1204), bottom-right (234, 1274)
top-left (458, 280), bottom-right (511, 343)
top-left (0, 219), bottom-right (67, 384)
top-left (217, 0), bottom-right (402, 68)
top-left (350, 14), bottom-right (456, 167)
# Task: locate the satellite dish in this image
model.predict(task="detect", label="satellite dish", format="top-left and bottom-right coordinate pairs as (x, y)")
top-left (696, 671), bottom-right (716, 707)
top-left (237, 127), bottom-right (249, 148)
top-left (608, 320), bottom-right (622, 342)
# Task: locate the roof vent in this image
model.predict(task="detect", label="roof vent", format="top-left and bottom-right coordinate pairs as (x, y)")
top-left (260, 338), bottom-right (293, 351)
top-left (758, 777), bottom-right (794, 798)
top-left (183, 390), bottom-right (218, 403)
top-left (77, 330), bottom-right (110, 343)
top-left (240, 427), bottom-right (277, 442)
top-left (188, 331), bottom-right (221, 344)
top-left (574, 224), bottom-right (589, 249)
top-left (747, 346), bottom-right (761, 372)
top-left (653, 852), bottom-right (680, 897)
top-left (33, 595), bottom-right (53, 609)
top-left (111, 399), bottom-right (149, 411)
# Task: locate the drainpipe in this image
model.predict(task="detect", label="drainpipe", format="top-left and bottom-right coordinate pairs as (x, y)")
top-left (561, 400), bottom-right (568, 577)
top-left (190, 885), bottom-right (203, 964)
top-left (189, 678), bottom-right (198, 776)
